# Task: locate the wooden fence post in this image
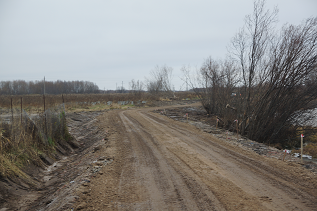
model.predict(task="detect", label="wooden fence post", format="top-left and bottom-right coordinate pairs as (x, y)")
top-left (44, 95), bottom-right (47, 136)
top-left (301, 134), bottom-right (304, 163)
top-left (236, 120), bottom-right (239, 140)
top-left (11, 98), bottom-right (13, 123)
top-left (282, 150), bottom-right (286, 161)
top-left (20, 97), bottom-right (22, 125)
top-left (43, 95), bottom-right (46, 112)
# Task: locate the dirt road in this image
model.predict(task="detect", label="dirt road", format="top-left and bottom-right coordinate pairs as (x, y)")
top-left (74, 105), bottom-right (317, 211)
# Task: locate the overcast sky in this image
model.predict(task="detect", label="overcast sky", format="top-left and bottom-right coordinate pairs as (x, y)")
top-left (0, 0), bottom-right (316, 90)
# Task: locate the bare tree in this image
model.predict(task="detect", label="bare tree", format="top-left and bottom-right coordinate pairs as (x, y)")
top-left (129, 79), bottom-right (144, 98)
top-left (182, 57), bottom-right (239, 126)
top-left (146, 65), bottom-right (174, 97)
top-left (184, 0), bottom-right (317, 146)
top-left (229, 0), bottom-right (278, 134)
top-left (199, 57), bottom-right (221, 114)
top-left (227, 2), bottom-right (317, 144)
top-left (247, 17), bottom-right (317, 143)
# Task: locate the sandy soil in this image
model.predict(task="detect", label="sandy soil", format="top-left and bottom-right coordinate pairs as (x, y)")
top-left (1, 103), bottom-right (316, 211)
top-left (153, 106), bottom-right (317, 171)
top-left (73, 104), bottom-right (317, 210)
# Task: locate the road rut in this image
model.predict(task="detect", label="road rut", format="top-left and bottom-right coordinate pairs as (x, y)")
top-left (75, 106), bottom-right (317, 210)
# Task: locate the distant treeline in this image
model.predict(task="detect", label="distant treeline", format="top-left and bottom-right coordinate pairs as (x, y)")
top-left (0, 80), bottom-right (99, 95)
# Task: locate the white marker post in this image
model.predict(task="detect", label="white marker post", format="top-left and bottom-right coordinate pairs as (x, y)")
top-left (301, 134), bottom-right (304, 163)
top-left (282, 149), bottom-right (286, 161)
top-left (235, 120), bottom-right (239, 140)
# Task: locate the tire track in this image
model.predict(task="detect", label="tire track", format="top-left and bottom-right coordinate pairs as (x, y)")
top-left (136, 110), bottom-right (316, 210)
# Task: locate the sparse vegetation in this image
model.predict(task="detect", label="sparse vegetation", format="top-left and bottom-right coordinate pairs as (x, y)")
top-left (0, 91), bottom-right (196, 178)
top-left (0, 104), bottom-right (72, 178)
top-left (183, 0), bottom-right (317, 149)
top-left (0, 92), bottom-right (195, 111)
top-left (146, 65), bottom-right (175, 98)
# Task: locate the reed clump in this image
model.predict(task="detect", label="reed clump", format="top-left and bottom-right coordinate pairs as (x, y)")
top-left (0, 104), bottom-right (71, 178)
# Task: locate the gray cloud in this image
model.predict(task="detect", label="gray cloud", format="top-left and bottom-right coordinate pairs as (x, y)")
top-left (1, 0), bottom-right (316, 90)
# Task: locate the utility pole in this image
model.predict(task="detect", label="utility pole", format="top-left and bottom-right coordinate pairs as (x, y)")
top-left (122, 81), bottom-right (123, 93)
top-left (116, 83), bottom-right (117, 93)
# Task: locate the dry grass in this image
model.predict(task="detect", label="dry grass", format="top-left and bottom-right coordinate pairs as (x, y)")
top-left (0, 92), bottom-right (196, 178)
top-left (0, 154), bottom-right (28, 178)
top-left (0, 106), bottom-right (70, 178)
top-left (292, 143), bottom-right (317, 158)
top-left (0, 124), bottom-right (40, 178)
top-left (304, 143), bottom-right (317, 158)
top-left (290, 126), bottom-right (317, 158)
top-left (66, 102), bottom-right (134, 112)
top-left (0, 92), bottom-right (196, 112)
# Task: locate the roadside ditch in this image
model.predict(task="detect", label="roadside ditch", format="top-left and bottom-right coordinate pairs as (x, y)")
top-left (0, 110), bottom-right (109, 211)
